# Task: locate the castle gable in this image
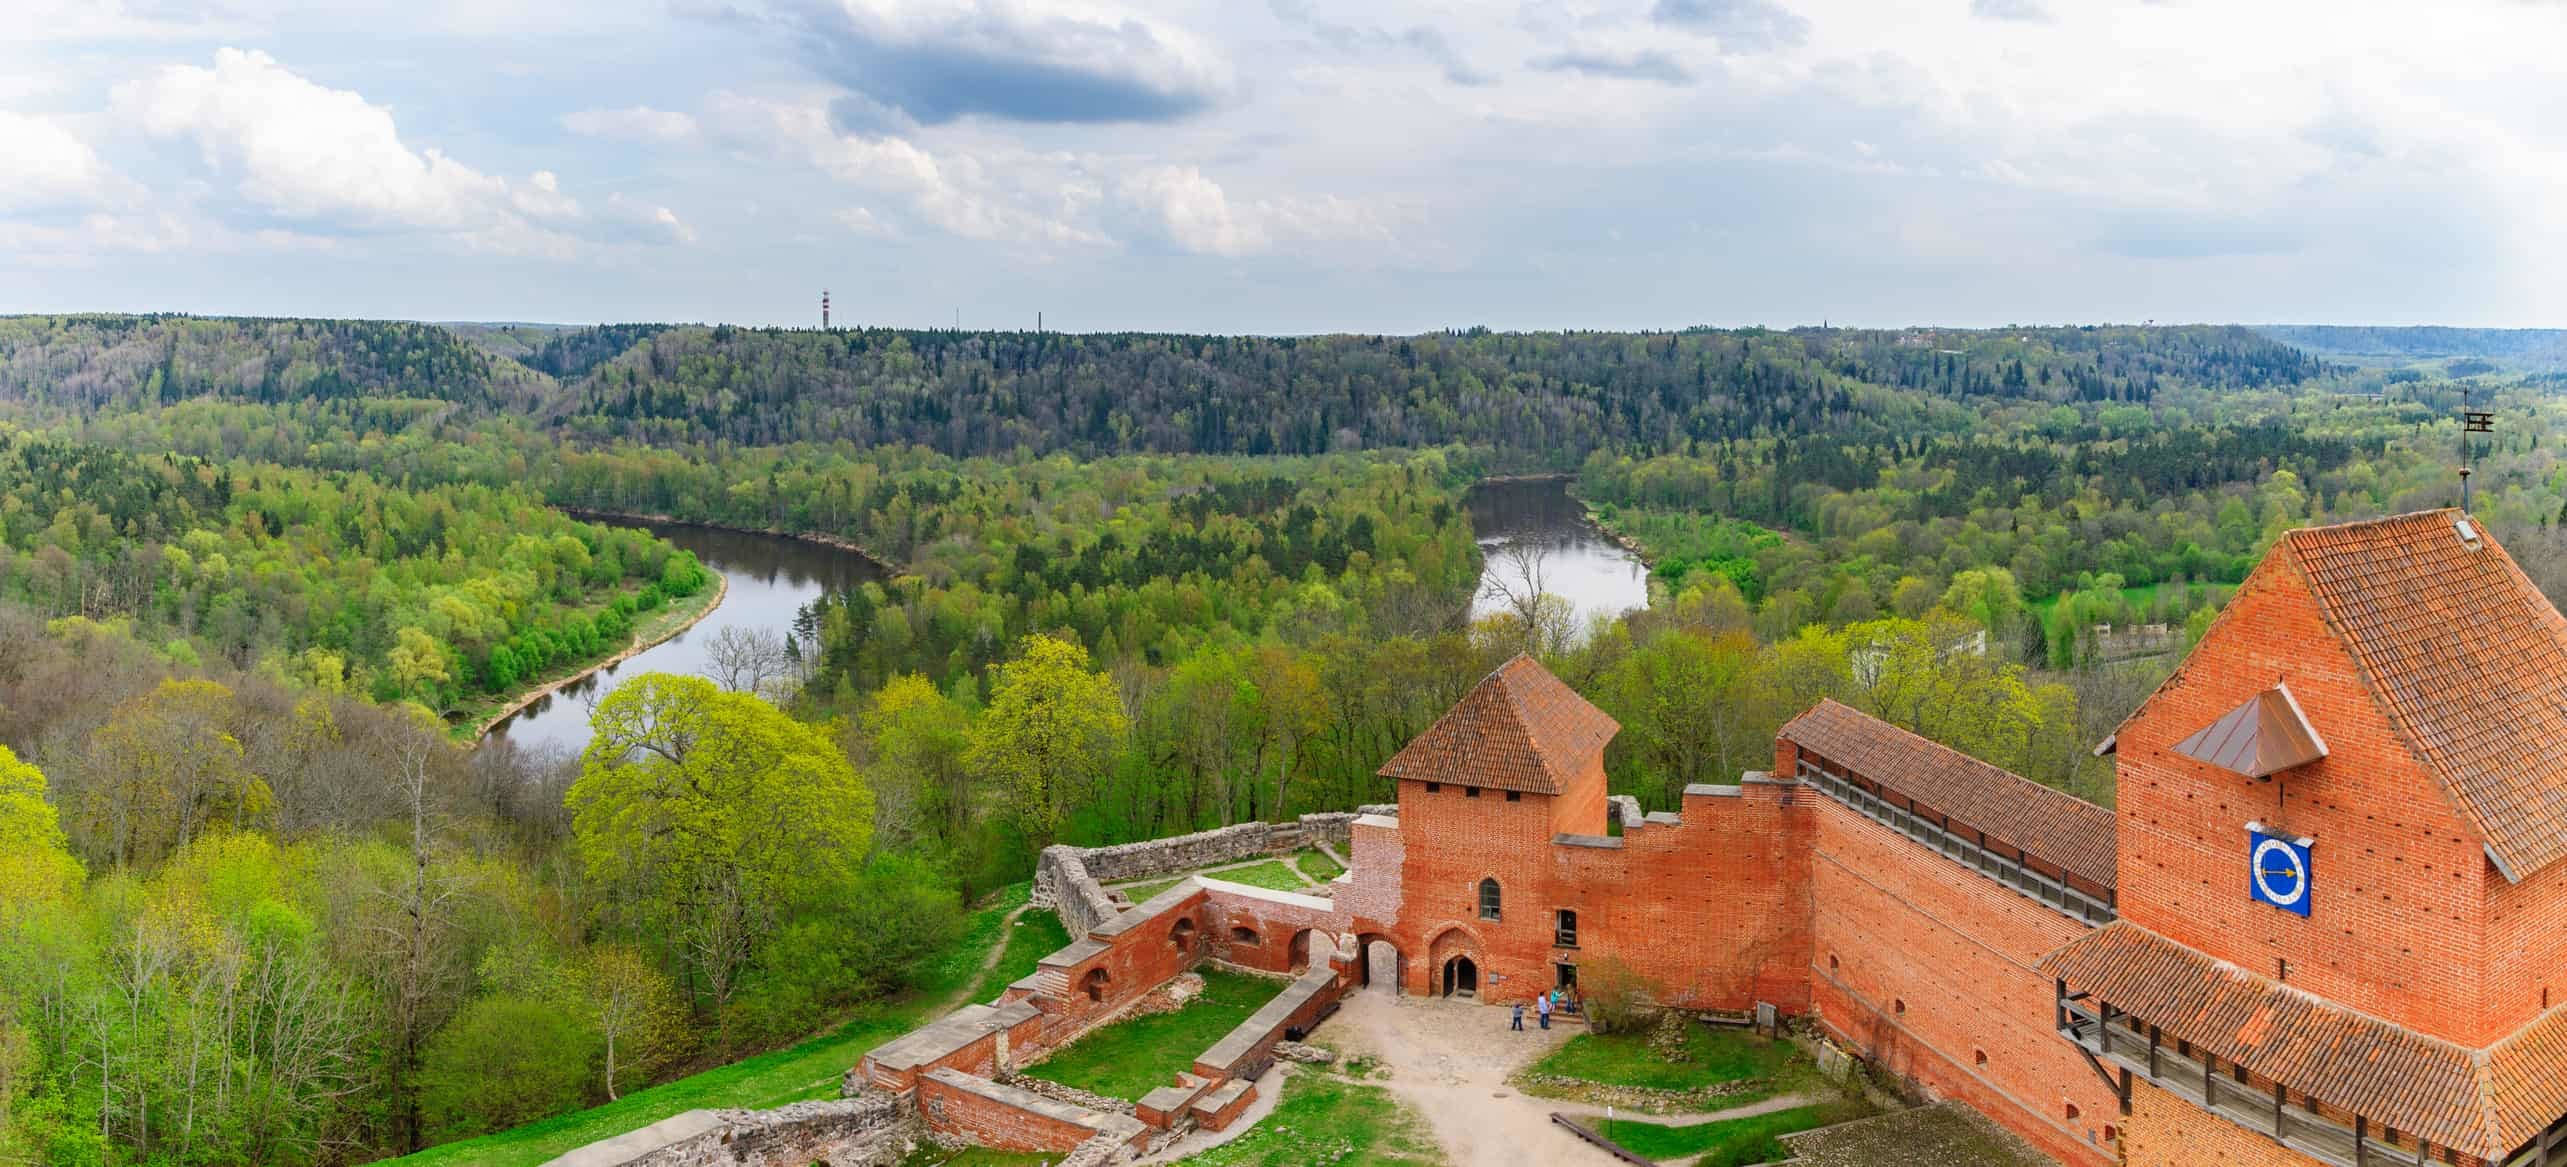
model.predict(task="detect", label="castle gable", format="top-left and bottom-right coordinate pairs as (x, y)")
top-left (2278, 510), bottom-right (2567, 881)
top-left (1378, 654), bottom-right (1617, 794)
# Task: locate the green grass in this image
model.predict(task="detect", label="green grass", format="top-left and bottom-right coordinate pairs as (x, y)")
top-left (1583, 1098), bottom-right (1874, 1164)
top-left (1180, 1069), bottom-right (1444, 1166)
top-left (1526, 1025), bottom-right (1807, 1098)
top-left (1294, 849), bottom-right (1344, 882)
top-left (1020, 969), bottom-right (1277, 1100)
top-left (1202, 859), bottom-right (1311, 893)
top-left (1119, 876), bottom-right (1185, 903)
top-left (981, 908), bottom-right (1074, 998)
top-left (384, 885), bottom-right (1031, 1167)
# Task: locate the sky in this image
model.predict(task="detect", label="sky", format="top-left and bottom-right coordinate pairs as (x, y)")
top-left (3, 0), bottom-right (2564, 334)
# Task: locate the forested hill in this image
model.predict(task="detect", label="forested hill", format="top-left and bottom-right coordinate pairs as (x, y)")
top-left (0, 314), bottom-right (555, 416)
top-left (546, 323), bottom-right (2322, 461)
top-left (2258, 325), bottom-right (2567, 370)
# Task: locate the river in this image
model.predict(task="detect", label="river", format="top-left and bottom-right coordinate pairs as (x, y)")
top-left (480, 519), bottom-right (885, 754)
top-left (1466, 477), bottom-right (1652, 639)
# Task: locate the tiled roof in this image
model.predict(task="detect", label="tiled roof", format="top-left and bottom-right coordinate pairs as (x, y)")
top-left (1780, 699), bottom-right (2116, 891)
top-left (2279, 510), bottom-right (2567, 880)
top-left (2043, 921), bottom-right (2495, 1154)
top-left (1378, 655), bottom-right (1618, 794)
top-left (2170, 684), bottom-right (2328, 778)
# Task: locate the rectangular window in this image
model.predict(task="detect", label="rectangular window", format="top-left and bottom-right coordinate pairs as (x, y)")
top-left (1555, 909), bottom-right (1579, 948)
top-left (1425, 782), bottom-right (1440, 793)
top-left (1506, 791), bottom-right (1522, 802)
top-left (1465, 787), bottom-right (1481, 799)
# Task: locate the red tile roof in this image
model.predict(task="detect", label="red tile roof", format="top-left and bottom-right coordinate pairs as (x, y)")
top-left (2045, 919), bottom-right (2567, 1158)
top-left (1780, 699), bottom-right (2117, 891)
top-left (2277, 510), bottom-right (2567, 880)
top-left (1378, 655), bottom-right (1618, 794)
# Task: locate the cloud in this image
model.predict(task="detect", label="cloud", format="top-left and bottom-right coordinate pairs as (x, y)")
top-left (1651, 0), bottom-right (1809, 50)
top-left (0, 111), bottom-right (117, 211)
top-left (601, 194), bottom-right (697, 245)
top-left (1265, 0), bottom-right (1492, 86)
top-left (1112, 164), bottom-right (1388, 257)
top-left (562, 106), bottom-right (700, 143)
top-left (1970, 0), bottom-right (2052, 22)
top-left (771, 0), bottom-right (1232, 127)
top-left (1532, 50), bottom-right (1693, 85)
top-left (106, 48), bottom-right (685, 255)
top-left (703, 92), bottom-right (1107, 246)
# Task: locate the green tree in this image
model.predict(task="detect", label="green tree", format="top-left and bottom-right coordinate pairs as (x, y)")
top-left (417, 995), bottom-right (598, 1140)
top-left (0, 746), bottom-right (79, 909)
top-left (569, 674), bottom-right (874, 1040)
top-left (964, 636), bottom-right (1129, 844)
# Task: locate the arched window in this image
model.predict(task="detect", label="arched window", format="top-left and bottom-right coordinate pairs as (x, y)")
top-left (1478, 878), bottom-right (1502, 921)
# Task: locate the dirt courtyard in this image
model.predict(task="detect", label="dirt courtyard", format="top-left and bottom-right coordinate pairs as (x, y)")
top-left (1318, 988), bottom-right (1628, 1166)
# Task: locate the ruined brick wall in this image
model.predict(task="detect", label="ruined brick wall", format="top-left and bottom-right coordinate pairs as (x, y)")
top-left (575, 1097), bottom-right (917, 1167)
top-left (2119, 1079), bottom-right (2332, 1167)
top-left (2115, 560), bottom-right (2499, 1046)
top-left (1203, 884), bottom-right (1347, 974)
top-left (918, 1069), bottom-right (1147, 1155)
top-left (1806, 796), bottom-right (2115, 1167)
top-left (1033, 847), bottom-right (1122, 938)
top-left (1034, 814), bottom-right (1362, 938)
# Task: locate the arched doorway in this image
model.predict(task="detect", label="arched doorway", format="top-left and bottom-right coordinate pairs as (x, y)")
top-left (1356, 933), bottom-right (1404, 995)
top-left (1442, 955), bottom-right (1479, 998)
top-left (1082, 968), bottom-right (1110, 1003)
top-left (1288, 929), bottom-right (1313, 973)
top-left (1169, 916), bottom-right (1199, 956)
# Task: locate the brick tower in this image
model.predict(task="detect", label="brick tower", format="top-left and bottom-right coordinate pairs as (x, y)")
top-left (2047, 510), bottom-right (2567, 1167)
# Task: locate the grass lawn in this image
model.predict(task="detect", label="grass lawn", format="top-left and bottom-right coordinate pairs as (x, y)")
top-left (1180, 1068), bottom-right (1445, 1166)
top-left (1294, 849), bottom-right (1344, 882)
top-left (1202, 859), bottom-right (1310, 893)
top-left (1020, 969), bottom-right (1277, 1100)
top-left (1525, 1024), bottom-right (1812, 1100)
top-left (384, 884), bottom-right (1030, 1167)
top-left (1583, 1098), bottom-right (1874, 1165)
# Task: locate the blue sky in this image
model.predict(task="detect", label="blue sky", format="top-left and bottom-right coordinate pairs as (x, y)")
top-left (3, 0), bottom-right (2563, 333)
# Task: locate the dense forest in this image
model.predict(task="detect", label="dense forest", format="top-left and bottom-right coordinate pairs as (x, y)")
top-left (1, 312), bottom-right (2562, 1165)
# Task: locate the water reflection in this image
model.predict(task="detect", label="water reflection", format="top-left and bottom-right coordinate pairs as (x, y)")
top-left (1465, 478), bottom-right (1651, 641)
top-left (481, 519), bottom-right (884, 754)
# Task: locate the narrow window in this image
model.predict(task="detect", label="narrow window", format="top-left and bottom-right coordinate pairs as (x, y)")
top-left (1506, 791), bottom-right (1521, 802)
top-left (1426, 782), bottom-right (1440, 793)
top-left (1893, 998), bottom-right (1906, 1015)
top-left (1555, 909), bottom-right (1578, 948)
top-left (1466, 786), bottom-right (1482, 799)
top-left (2064, 1103), bottom-right (2080, 1121)
top-left (1478, 878), bottom-right (1502, 921)
top-left (1973, 1049), bottom-right (1988, 1067)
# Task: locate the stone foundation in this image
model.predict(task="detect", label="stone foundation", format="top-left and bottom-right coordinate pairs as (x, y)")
top-left (544, 1095), bottom-right (915, 1167)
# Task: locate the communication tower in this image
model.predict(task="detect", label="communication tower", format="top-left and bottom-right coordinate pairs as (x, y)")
top-left (822, 290), bottom-right (831, 330)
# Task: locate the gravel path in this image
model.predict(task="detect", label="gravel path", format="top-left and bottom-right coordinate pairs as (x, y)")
top-left (1320, 988), bottom-right (1622, 1166)
top-left (1548, 1088), bottom-right (1829, 1128)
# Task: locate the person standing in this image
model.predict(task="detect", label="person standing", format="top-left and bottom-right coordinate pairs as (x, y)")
top-left (1511, 1000), bottom-right (1525, 1031)
top-left (1537, 989), bottom-right (1553, 1030)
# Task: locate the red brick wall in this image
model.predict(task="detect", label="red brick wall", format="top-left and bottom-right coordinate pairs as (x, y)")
top-left (1020, 890), bottom-right (1212, 1056)
top-left (2485, 844), bottom-right (2567, 1041)
top-left (1392, 773), bottom-right (1813, 1007)
top-left (1807, 797), bottom-right (2115, 1167)
top-left (2115, 559), bottom-right (2500, 1045)
top-left (2120, 1078), bottom-right (2333, 1167)
top-left (918, 1073), bottom-right (1128, 1154)
top-left (1552, 780), bottom-right (1813, 1011)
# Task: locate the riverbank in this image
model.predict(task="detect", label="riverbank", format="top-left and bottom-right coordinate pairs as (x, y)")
top-left (459, 569), bottom-right (730, 742)
top-left (555, 506), bottom-right (896, 574)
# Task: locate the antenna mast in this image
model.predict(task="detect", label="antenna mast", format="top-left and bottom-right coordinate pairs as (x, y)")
top-left (2462, 385), bottom-right (2495, 514)
top-left (822, 289), bottom-right (831, 330)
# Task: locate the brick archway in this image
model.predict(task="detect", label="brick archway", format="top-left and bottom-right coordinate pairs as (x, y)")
top-left (1427, 926), bottom-right (1485, 1000)
top-left (1356, 932), bottom-right (1404, 994)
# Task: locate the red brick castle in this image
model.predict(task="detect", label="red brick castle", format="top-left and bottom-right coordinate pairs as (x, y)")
top-left (856, 509), bottom-right (2567, 1167)
top-left (1363, 509), bottom-right (2567, 1167)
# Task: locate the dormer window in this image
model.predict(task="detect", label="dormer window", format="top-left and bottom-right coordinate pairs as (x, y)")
top-left (2171, 683), bottom-right (2327, 780)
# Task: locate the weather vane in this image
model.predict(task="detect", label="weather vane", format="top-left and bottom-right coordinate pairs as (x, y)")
top-left (2462, 385), bottom-right (2495, 514)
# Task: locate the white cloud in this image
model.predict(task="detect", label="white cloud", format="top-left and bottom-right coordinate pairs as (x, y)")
top-left (0, 111), bottom-right (117, 212)
top-left (603, 194), bottom-right (697, 245)
top-left (104, 48), bottom-right (681, 255)
top-left (562, 106), bottom-right (701, 143)
top-left (1114, 164), bottom-right (1388, 257)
